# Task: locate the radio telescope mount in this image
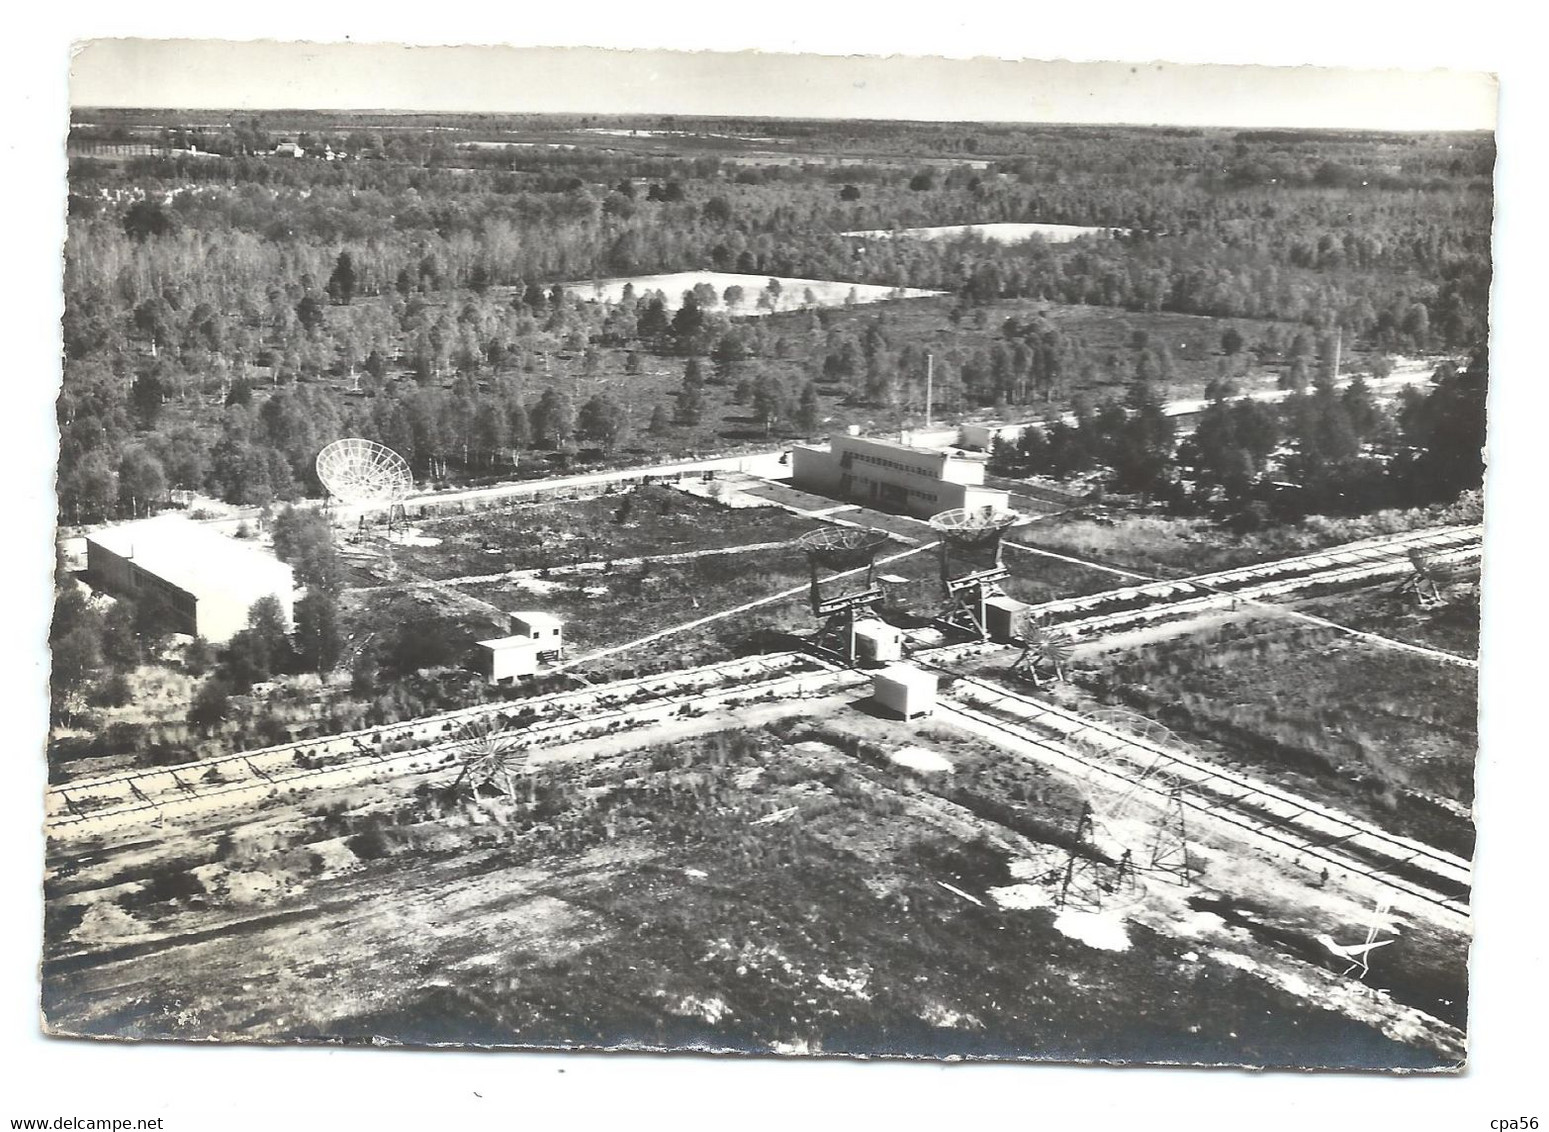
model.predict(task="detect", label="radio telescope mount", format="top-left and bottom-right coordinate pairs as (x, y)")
top-left (316, 439), bottom-right (413, 530)
top-left (795, 526), bottom-right (893, 663)
top-left (929, 506), bottom-right (1026, 639)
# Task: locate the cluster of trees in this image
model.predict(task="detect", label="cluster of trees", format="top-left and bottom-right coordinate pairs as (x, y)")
top-left (989, 382), bottom-right (1177, 495)
top-left (58, 120), bottom-right (1491, 526)
top-left (49, 571), bottom-right (200, 723)
top-left (820, 312), bottom-right (1104, 412)
top-left (67, 120), bottom-right (1491, 346)
top-left (673, 354), bottom-right (821, 435)
top-left (187, 505), bottom-right (347, 732)
top-left (991, 349), bottom-right (1487, 522)
top-left (58, 345), bottom-right (669, 521)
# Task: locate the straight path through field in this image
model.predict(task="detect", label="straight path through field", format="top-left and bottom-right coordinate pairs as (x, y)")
top-left (347, 539), bottom-right (802, 595)
top-left (48, 657), bottom-right (864, 841)
top-left (553, 540), bottom-right (941, 672)
top-left (1003, 540), bottom-right (1156, 581)
top-left (1229, 594), bottom-right (1478, 669)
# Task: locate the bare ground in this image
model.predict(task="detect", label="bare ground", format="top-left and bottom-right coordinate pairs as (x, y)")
top-left (45, 699), bottom-right (1463, 1068)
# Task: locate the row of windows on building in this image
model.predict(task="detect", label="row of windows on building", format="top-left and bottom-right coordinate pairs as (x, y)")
top-left (128, 564), bottom-right (197, 617)
top-left (842, 451), bottom-right (939, 478)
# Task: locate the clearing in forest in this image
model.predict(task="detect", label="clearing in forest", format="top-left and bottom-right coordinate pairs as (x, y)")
top-left (841, 222), bottom-right (1126, 243)
top-left (553, 271), bottom-right (944, 313)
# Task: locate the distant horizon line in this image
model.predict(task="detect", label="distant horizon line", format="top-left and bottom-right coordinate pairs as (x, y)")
top-left (68, 108), bottom-right (1495, 135)
top-left (70, 42), bottom-right (1495, 132)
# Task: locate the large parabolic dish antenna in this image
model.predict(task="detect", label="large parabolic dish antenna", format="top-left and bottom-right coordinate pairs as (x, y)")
top-left (927, 505), bottom-right (1027, 548)
top-left (316, 438), bottom-right (413, 507)
top-left (796, 525), bottom-right (892, 571)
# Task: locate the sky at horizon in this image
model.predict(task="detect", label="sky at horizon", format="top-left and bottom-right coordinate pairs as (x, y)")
top-left (69, 40), bottom-right (1498, 131)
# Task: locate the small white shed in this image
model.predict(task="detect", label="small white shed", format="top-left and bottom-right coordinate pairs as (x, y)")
top-left (474, 636), bottom-right (542, 685)
top-left (872, 664), bottom-right (938, 720)
top-left (853, 618), bottom-right (904, 664)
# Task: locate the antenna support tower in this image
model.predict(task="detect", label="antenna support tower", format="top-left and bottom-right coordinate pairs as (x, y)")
top-left (1147, 777), bottom-right (1193, 887)
top-left (1040, 799), bottom-right (1142, 912)
top-left (1396, 547), bottom-right (1480, 609)
top-left (928, 506), bottom-right (1026, 639)
top-left (796, 526), bottom-right (892, 664)
top-left (315, 438), bottom-right (414, 535)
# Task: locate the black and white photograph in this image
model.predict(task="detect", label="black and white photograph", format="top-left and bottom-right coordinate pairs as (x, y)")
top-left (9, 8), bottom-right (1544, 1127)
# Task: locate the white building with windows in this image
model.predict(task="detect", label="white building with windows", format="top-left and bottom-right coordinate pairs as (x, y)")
top-left (789, 434), bottom-right (1009, 519)
top-left (508, 612), bottom-right (564, 660)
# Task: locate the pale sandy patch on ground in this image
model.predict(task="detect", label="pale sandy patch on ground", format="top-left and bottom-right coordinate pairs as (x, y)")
top-left (664, 994), bottom-right (731, 1024)
top-left (505, 576), bottom-right (566, 595)
top-left (889, 746), bottom-right (954, 773)
top-left (988, 883), bottom-right (1054, 911)
top-left (555, 271), bottom-right (943, 313)
top-left (841, 222), bottom-right (1124, 244)
top-left (71, 902), bottom-right (149, 945)
top-left (815, 968), bottom-right (872, 999)
top-left (1052, 909), bottom-right (1132, 951)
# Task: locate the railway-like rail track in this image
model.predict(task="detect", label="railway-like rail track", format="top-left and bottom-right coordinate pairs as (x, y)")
top-left (910, 524), bottom-right (1480, 678)
top-left (47, 653), bottom-right (863, 840)
top-left (1012, 523), bottom-right (1481, 637)
top-left (937, 673), bottom-right (1471, 925)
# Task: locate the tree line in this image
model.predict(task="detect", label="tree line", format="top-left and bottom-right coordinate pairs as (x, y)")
top-left (988, 349), bottom-right (1487, 524)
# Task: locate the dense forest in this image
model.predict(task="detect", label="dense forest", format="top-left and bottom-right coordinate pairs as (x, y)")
top-left (59, 115), bottom-right (1493, 524)
top-left (988, 348), bottom-right (1488, 524)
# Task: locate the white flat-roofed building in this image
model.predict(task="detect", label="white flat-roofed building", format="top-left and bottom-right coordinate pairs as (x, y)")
top-left (509, 611), bottom-right (564, 660)
top-left (473, 636), bottom-right (543, 685)
top-left (790, 434), bottom-right (1009, 519)
top-left (85, 515), bottom-right (295, 644)
top-left (959, 420), bottom-right (1032, 452)
top-left (871, 663), bottom-right (938, 720)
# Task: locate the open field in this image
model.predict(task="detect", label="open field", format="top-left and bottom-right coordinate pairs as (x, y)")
top-left (842, 222), bottom-right (1125, 243)
top-left (332, 481), bottom-right (1128, 675)
top-left (366, 491), bottom-right (1124, 676)
top-left (554, 271), bottom-right (943, 312)
top-left (1077, 611), bottom-right (1476, 854)
top-left (343, 484), bottom-right (822, 586)
top-left (43, 710), bottom-right (1461, 1065)
top-left (1288, 587), bottom-right (1480, 660)
top-left (460, 545), bottom-right (819, 664)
